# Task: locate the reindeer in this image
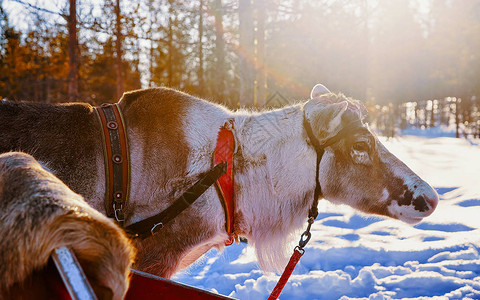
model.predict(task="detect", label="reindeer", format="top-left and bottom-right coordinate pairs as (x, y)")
top-left (0, 152), bottom-right (135, 300)
top-left (0, 84), bottom-right (438, 278)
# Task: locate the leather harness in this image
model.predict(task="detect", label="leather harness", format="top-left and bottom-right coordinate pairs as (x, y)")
top-left (94, 104), bottom-right (130, 224)
top-left (303, 113), bottom-right (365, 221)
top-left (95, 102), bottom-right (363, 251)
top-left (95, 103), bottom-right (236, 242)
top-left (125, 121), bottom-right (237, 245)
top-left (95, 101), bottom-right (367, 299)
top-left (212, 121), bottom-right (237, 245)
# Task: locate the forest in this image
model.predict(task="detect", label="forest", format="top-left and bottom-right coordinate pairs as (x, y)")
top-left (1, 0), bottom-right (480, 136)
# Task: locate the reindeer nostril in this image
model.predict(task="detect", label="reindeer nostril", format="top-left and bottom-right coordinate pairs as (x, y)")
top-left (413, 195), bottom-right (429, 212)
top-left (410, 183), bottom-right (439, 215)
top-left (403, 189), bottom-right (413, 202)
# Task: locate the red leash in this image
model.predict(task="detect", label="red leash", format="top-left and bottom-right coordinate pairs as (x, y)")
top-left (268, 217), bottom-right (314, 300)
top-left (267, 248), bottom-right (304, 300)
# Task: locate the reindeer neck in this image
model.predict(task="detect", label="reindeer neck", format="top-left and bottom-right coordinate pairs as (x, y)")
top-left (233, 104), bottom-right (317, 268)
top-left (234, 104), bottom-right (305, 154)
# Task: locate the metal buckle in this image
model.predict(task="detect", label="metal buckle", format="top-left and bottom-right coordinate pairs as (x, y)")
top-left (151, 222), bottom-right (164, 236)
top-left (298, 217), bottom-right (314, 249)
top-left (294, 245), bottom-right (306, 255)
top-left (113, 203), bottom-right (125, 222)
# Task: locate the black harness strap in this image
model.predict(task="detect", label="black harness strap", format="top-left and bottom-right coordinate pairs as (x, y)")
top-left (303, 112), bottom-right (364, 220)
top-left (268, 111), bottom-right (367, 300)
top-left (125, 162), bottom-right (227, 239)
top-left (302, 116), bottom-right (324, 220)
top-left (126, 111), bottom-right (362, 241)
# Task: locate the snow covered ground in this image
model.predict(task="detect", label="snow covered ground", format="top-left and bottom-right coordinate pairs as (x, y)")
top-left (174, 128), bottom-right (480, 300)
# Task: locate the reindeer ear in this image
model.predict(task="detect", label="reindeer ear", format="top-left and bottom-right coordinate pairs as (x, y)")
top-left (310, 84), bottom-right (331, 98)
top-left (304, 100), bottom-right (348, 143)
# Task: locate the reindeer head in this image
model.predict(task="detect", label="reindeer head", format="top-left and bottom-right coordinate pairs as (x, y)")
top-left (303, 84), bottom-right (438, 224)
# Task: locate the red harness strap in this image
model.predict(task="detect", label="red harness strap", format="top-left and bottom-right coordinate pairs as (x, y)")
top-left (212, 121), bottom-right (236, 246)
top-left (94, 103), bottom-right (130, 223)
top-left (268, 216), bottom-right (315, 299)
top-left (267, 248), bottom-right (304, 300)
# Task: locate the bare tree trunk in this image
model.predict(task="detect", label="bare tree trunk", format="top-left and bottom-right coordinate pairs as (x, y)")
top-left (147, 0), bottom-right (155, 87)
top-left (429, 100), bottom-right (435, 127)
top-left (167, 0), bottom-right (174, 87)
top-left (114, 0), bottom-right (124, 99)
top-left (475, 99), bottom-right (479, 139)
top-left (46, 77), bottom-right (51, 103)
top-left (256, 0), bottom-right (266, 107)
top-left (413, 102), bottom-right (417, 126)
top-left (455, 98), bottom-right (460, 138)
top-left (167, 19), bottom-right (173, 86)
top-left (214, 0), bottom-right (226, 102)
top-left (149, 39), bottom-right (154, 87)
top-left (198, 0), bottom-right (204, 95)
top-left (238, 0), bottom-right (254, 107)
top-left (438, 99), bottom-right (444, 125)
top-left (67, 0), bottom-right (78, 102)
top-left (362, 0), bottom-right (370, 101)
top-left (422, 101), bottom-right (427, 128)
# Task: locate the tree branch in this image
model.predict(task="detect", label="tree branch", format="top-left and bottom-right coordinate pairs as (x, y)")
top-left (7, 0), bottom-right (67, 19)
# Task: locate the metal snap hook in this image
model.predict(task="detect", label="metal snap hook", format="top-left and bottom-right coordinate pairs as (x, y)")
top-left (113, 203), bottom-right (125, 222)
top-left (151, 222), bottom-right (164, 235)
top-left (298, 216), bottom-right (315, 249)
top-left (298, 231), bottom-right (311, 249)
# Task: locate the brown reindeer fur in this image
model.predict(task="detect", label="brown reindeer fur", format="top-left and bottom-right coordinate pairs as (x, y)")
top-left (0, 90), bottom-right (213, 278)
top-left (118, 88), bottom-right (190, 219)
top-left (0, 90), bottom-right (214, 278)
top-left (0, 152), bottom-right (135, 300)
top-left (0, 101), bottom-right (102, 205)
top-left (118, 89), bottom-right (221, 277)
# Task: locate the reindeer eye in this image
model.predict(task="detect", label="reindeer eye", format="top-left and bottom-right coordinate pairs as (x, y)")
top-left (353, 141), bottom-right (369, 152)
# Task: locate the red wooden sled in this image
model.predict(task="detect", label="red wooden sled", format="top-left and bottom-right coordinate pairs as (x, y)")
top-left (50, 247), bottom-right (235, 300)
top-left (126, 270), bottom-right (234, 300)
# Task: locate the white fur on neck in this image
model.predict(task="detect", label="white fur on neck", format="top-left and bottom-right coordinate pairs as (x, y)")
top-left (181, 100), bottom-right (318, 272)
top-left (233, 105), bottom-right (317, 271)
